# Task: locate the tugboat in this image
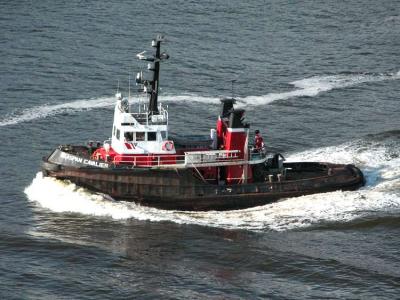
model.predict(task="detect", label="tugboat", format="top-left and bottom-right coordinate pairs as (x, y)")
top-left (42, 36), bottom-right (365, 211)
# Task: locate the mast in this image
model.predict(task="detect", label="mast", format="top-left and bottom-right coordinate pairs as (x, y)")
top-left (149, 37), bottom-right (161, 114)
top-left (136, 35), bottom-right (169, 115)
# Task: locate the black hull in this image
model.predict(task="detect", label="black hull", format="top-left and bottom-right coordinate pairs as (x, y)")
top-left (41, 149), bottom-right (365, 211)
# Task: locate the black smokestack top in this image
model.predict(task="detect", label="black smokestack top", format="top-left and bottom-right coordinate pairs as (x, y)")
top-left (220, 98), bottom-right (236, 118)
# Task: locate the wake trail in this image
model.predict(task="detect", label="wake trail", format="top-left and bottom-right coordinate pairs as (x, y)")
top-left (237, 70), bottom-right (400, 106)
top-left (2, 71), bottom-right (399, 127)
top-left (0, 97), bottom-right (115, 127)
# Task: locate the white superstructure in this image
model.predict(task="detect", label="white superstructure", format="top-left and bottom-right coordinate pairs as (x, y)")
top-left (110, 93), bottom-right (175, 155)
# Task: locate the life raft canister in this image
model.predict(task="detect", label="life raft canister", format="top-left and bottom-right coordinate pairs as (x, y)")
top-left (96, 152), bottom-right (103, 161)
top-left (162, 141), bottom-right (174, 151)
top-left (91, 150), bottom-right (102, 161)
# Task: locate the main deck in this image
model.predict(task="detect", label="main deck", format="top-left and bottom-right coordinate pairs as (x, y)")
top-left (53, 145), bottom-right (267, 169)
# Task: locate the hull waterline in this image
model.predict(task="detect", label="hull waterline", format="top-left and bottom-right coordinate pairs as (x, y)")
top-left (42, 149), bottom-right (364, 211)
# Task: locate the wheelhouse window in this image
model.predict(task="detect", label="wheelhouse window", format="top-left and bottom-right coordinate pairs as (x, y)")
top-left (147, 132), bottom-right (157, 141)
top-left (136, 132), bottom-right (145, 141)
top-left (116, 129), bottom-right (120, 140)
top-left (124, 132), bottom-right (134, 142)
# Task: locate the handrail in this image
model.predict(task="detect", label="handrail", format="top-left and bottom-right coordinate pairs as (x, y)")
top-left (112, 149), bottom-right (243, 168)
top-left (129, 102), bottom-right (169, 125)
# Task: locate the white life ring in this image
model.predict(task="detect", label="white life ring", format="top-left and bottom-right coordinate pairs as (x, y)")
top-left (162, 141), bottom-right (174, 151)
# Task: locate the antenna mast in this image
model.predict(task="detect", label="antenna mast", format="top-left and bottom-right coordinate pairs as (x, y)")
top-left (231, 79), bottom-right (236, 99)
top-left (128, 74), bottom-right (131, 100)
top-left (136, 35), bottom-right (169, 115)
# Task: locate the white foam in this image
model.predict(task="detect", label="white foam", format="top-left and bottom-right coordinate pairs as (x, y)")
top-left (237, 71), bottom-right (400, 107)
top-left (0, 94), bottom-right (220, 127)
top-left (160, 94), bottom-right (220, 104)
top-left (385, 16), bottom-right (400, 23)
top-left (0, 97), bottom-right (115, 126)
top-left (3, 71), bottom-right (399, 126)
top-left (25, 139), bottom-right (400, 231)
top-left (287, 141), bottom-right (400, 187)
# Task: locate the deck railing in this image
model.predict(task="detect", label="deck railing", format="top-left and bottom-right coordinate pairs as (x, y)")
top-left (130, 103), bottom-right (169, 125)
top-left (111, 148), bottom-right (268, 169)
top-left (112, 149), bottom-right (245, 168)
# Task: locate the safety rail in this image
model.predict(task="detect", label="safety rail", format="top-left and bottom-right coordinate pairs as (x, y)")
top-left (112, 149), bottom-right (244, 169)
top-left (130, 103), bottom-right (168, 125)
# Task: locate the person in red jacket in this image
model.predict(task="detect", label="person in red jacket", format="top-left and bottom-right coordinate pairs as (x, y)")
top-left (254, 130), bottom-right (265, 152)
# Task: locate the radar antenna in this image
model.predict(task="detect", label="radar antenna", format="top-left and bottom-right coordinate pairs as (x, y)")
top-left (128, 73), bottom-right (131, 101)
top-left (231, 79), bottom-right (236, 99)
